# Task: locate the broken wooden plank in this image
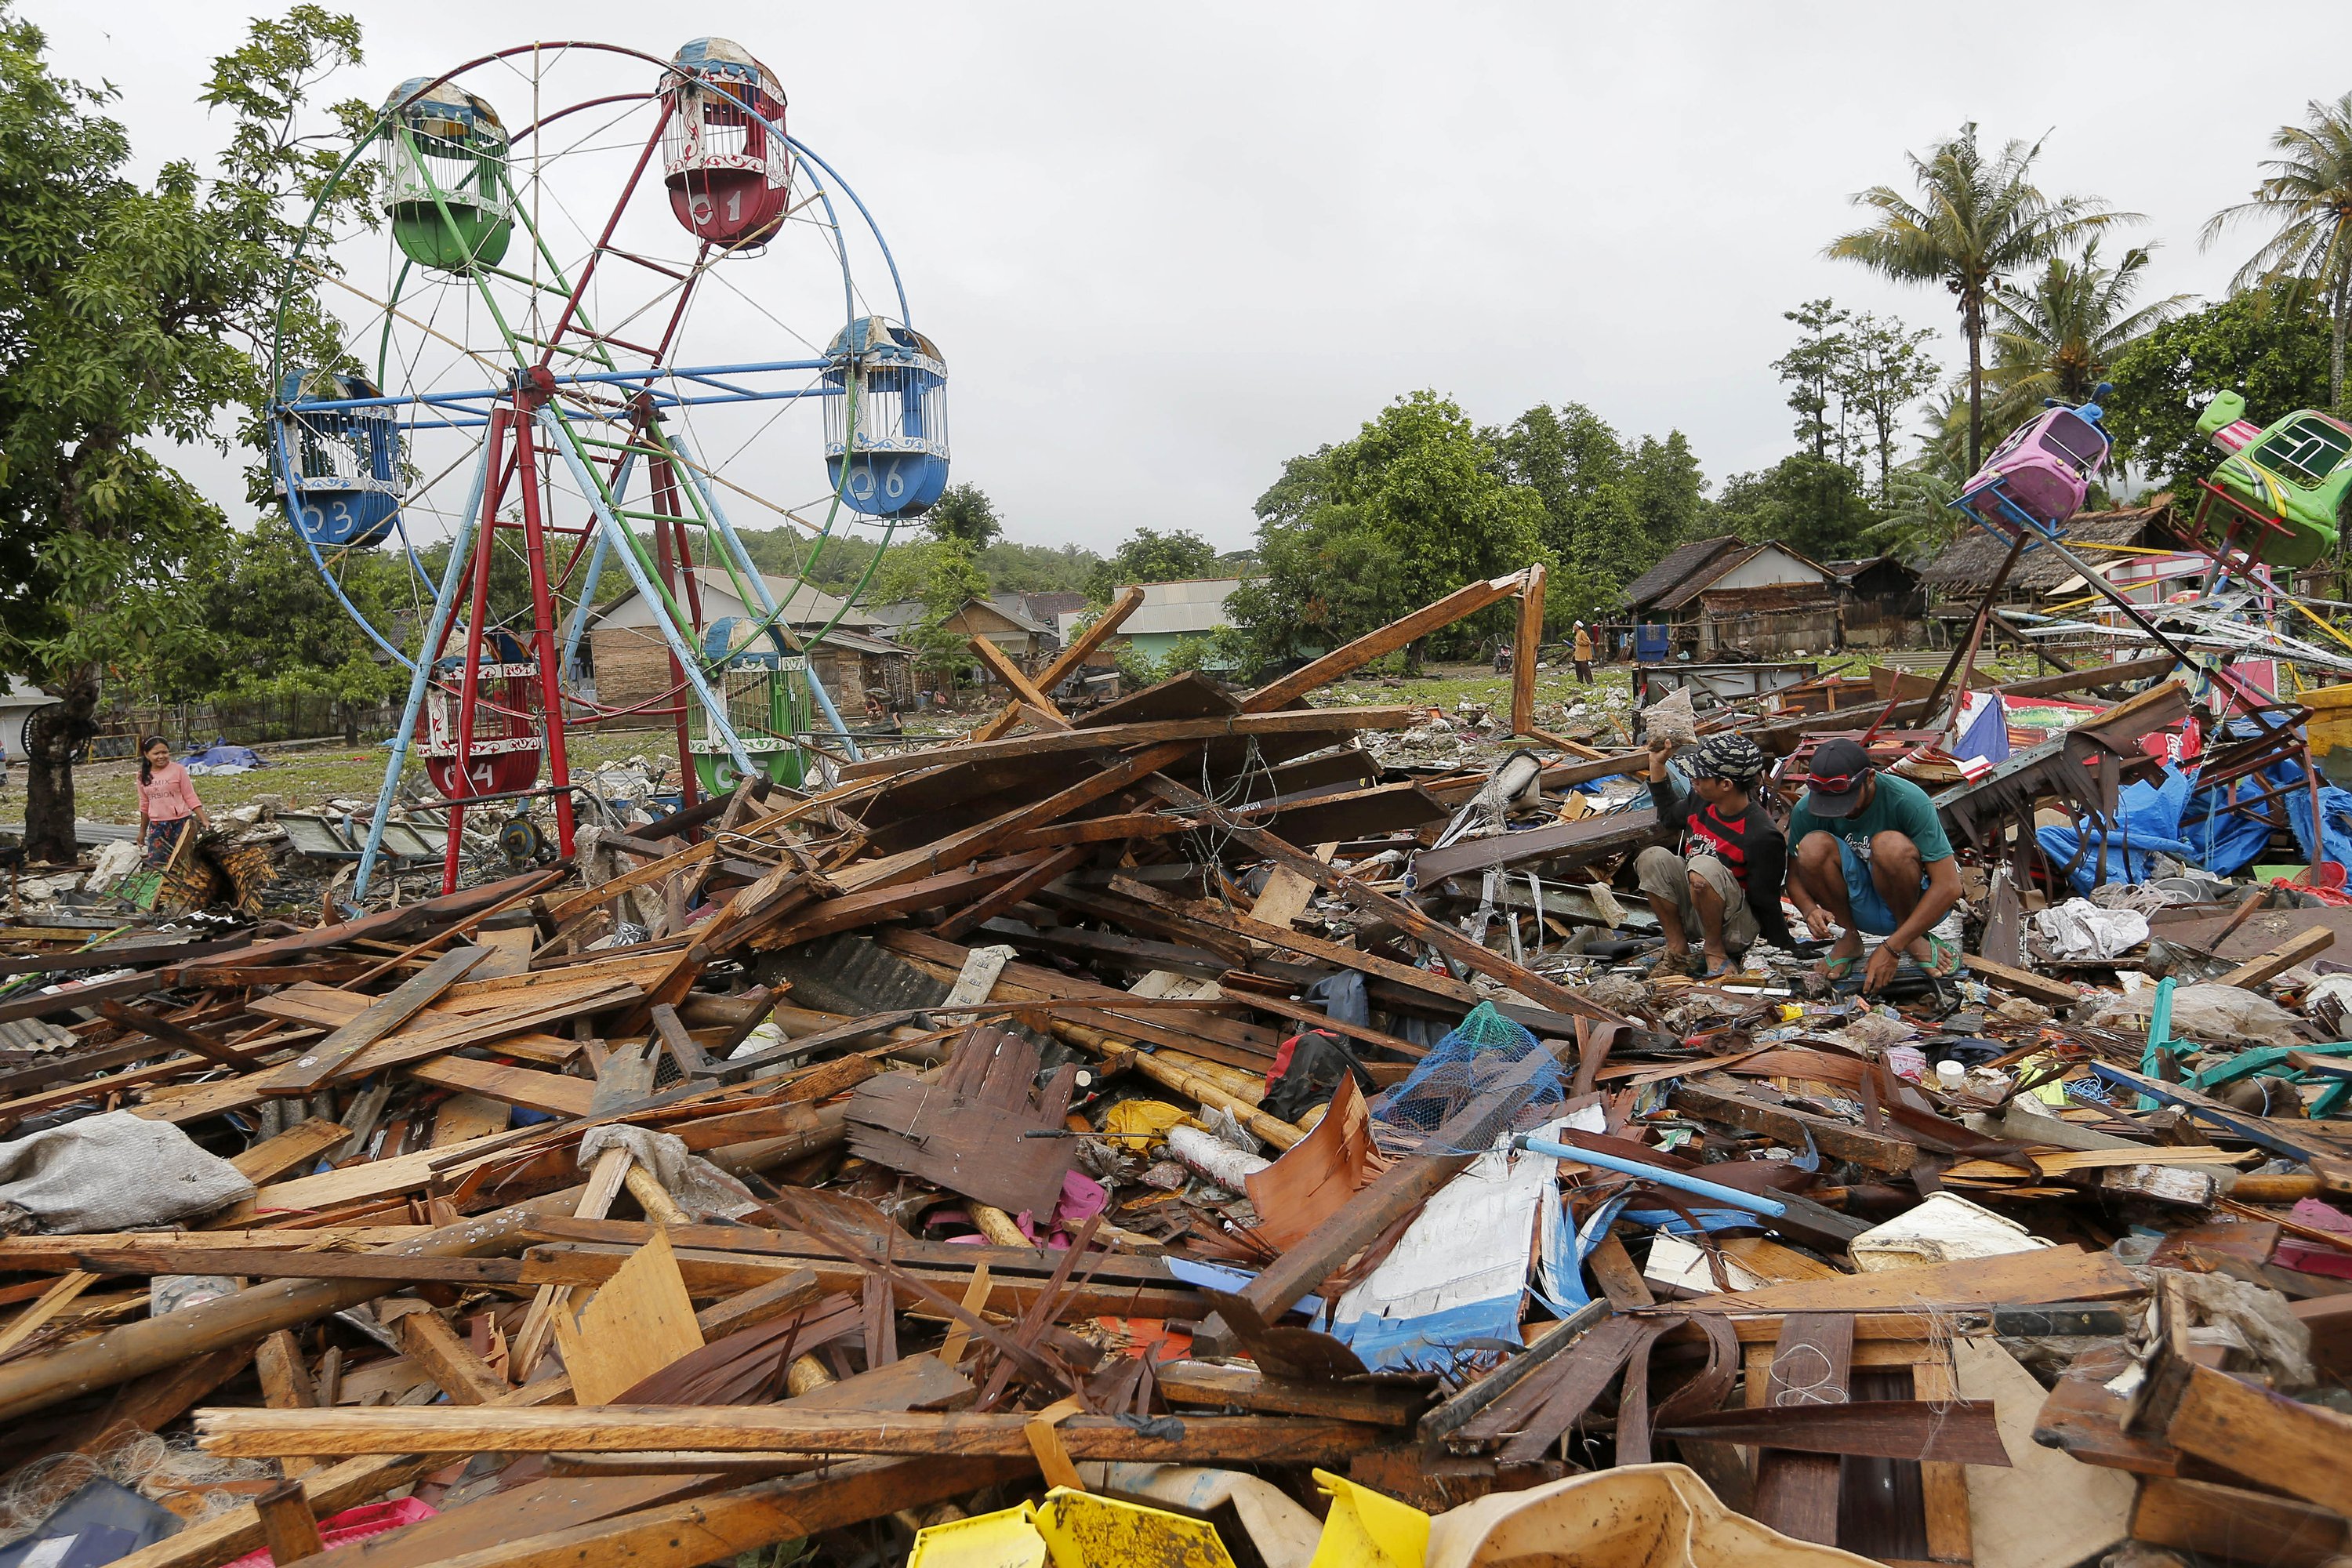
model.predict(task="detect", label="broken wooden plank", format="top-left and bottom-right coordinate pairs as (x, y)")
top-left (837, 709), bottom-right (1414, 782)
top-left (2216, 924), bottom-right (2334, 989)
top-left (1670, 1080), bottom-right (1923, 1174)
top-left (1748, 1312), bottom-right (1853, 1543)
top-left (2132, 1348), bottom-right (2352, 1514)
top-left (1661, 1399), bottom-right (2009, 1465)
top-left (195, 1405), bottom-right (1391, 1462)
top-left (2131, 1475), bottom-right (2349, 1568)
top-left (1674, 1247), bottom-right (2139, 1314)
top-left (1241, 572), bottom-right (1526, 713)
top-left (1153, 1360), bottom-right (1423, 1426)
top-left (1962, 953), bottom-right (2082, 1007)
top-left (843, 1027), bottom-right (1077, 1217)
top-left (257, 945), bottom-right (488, 1096)
top-left (228, 1119), bottom-right (350, 1185)
top-left (552, 1232), bottom-right (706, 1406)
top-left (404, 1054), bottom-right (597, 1117)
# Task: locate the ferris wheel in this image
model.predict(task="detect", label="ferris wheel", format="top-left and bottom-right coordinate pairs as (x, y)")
top-left (267, 38), bottom-right (948, 897)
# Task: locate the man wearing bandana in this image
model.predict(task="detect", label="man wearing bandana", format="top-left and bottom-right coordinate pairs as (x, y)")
top-left (1637, 732), bottom-right (1791, 979)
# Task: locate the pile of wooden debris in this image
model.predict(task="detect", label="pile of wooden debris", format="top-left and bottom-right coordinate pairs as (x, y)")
top-left (0, 569), bottom-right (2344, 1568)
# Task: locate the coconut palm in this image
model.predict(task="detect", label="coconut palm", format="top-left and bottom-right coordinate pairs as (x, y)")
top-left (1866, 463), bottom-right (1965, 566)
top-left (1828, 124), bottom-right (2132, 474)
top-left (1984, 241), bottom-right (2190, 432)
top-left (2201, 91), bottom-right (2352, 408)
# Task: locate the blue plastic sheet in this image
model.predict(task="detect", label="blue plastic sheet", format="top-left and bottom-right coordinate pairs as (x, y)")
top-left (180, 736), bottom-right (265, 773)
top-left (2179, 749), bottom-right (2352, 878)
top-left (2033, 750), bottom-right (2352, 891)
top-left (2034, 768), bottom-right (2198, 895)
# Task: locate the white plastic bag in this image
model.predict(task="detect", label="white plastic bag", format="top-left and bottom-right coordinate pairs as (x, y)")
top-left (2032, 898), bottom-right (2150, 960)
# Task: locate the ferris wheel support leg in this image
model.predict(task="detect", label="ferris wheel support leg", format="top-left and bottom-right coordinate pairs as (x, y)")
top-left (445, 422), bottom-right (509, 897)
top-left (671, 433), bottom-right (866, 763)
top-left (353, 435), bottom-right (492, 905)
top-left (512, 409), bottom-right (578, 860)
top-left (535, 406), bottom-right (756, 777)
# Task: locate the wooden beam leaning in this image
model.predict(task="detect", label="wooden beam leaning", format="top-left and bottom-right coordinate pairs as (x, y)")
top-left (836, 708), bottom-right (1414, 783)
top-left (1511, 561), bottom-right (1545, 735)
top-left (196, 1406), bottom-right (1389, 1463)
top-left (968, 586), bottom-right (1145, 744)
top-left (1241, 571), bottom-right (1526, 713)
top-left (938, 845), bottom-right (1091, 943)
top-left (258, 946), bottom-right (488, 1098)
top-left (967, 636), bottom-right (1068, 720)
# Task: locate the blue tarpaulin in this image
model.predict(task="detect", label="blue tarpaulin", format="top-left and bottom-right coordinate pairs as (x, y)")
top-left (2031, 745), bottom-right (2352, 893)
top-left (180, 737), bottom-right (265, 774)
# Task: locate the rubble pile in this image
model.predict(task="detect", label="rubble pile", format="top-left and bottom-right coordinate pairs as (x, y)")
top-left (0, 581), bottom-right (2344, 1568)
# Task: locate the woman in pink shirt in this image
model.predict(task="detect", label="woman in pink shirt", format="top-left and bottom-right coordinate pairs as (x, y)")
top-left (136, 736), bottom-right (210, 866)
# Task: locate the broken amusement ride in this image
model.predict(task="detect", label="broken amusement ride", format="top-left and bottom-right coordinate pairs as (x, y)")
top-left (268, 38), bottom-right (949, 898)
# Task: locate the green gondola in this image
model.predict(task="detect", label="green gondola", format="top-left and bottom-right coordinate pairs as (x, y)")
top-left (381, 77), bottom-right (513, 273)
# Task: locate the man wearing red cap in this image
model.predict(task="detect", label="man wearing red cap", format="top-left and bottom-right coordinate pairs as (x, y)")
top-left (1784, 737), bottom-right (1963, 993)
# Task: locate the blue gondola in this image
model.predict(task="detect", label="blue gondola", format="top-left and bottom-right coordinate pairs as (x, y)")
top-left (822, 318), bottom-right (949, 517)
top-left (278, 370), bottom-right (403, 548)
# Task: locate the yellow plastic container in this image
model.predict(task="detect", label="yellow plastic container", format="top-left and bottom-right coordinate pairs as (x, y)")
top-left (907, 1501), bottom-right (1047, 1568)
top-left (2303, 681), bottom-right (2352, 789)
top-left (1034, 1488), bottom-right (1237, 1568)
top-left (1308, 1468), bottom-right (1430, 1568)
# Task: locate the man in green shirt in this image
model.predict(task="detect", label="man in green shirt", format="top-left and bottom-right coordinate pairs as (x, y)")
top-left (1784, 737), bottom-right (1964, 993)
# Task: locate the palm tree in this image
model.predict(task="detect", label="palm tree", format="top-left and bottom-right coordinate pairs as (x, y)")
top-left (1828, 124), bottom-right (2131, 474)
top-left (2201, 91), bottom-right (2352, 408)
top-left (1867, 463), bottom-right (1965, 566)
top-left (1984, 241), bottom-right (2190, 431)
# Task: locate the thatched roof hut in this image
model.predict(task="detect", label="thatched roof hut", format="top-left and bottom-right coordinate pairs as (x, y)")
top-left (1915, 499), bottom-right (2183, 604)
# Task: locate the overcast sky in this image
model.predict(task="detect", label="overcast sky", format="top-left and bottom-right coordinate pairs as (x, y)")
top-left (25, 1), bottom-right (2352, 556)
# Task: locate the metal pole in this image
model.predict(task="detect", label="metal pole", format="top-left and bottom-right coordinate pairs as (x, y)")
top-left (1512, 1136), bottom-right (1791, 1221)
top-left (511, 405), bottom-right (578, 858)
top-left (351, 439), bottom-right (491, 903)
top-left (444, 411), bottom-right (510, 895)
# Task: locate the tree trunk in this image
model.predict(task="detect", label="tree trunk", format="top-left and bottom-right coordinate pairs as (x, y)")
top-left (22, 662), bottom-right (100, 866)
top-left (1965, 301), bottom-right (1985, 476)
top-left (2332, 277), bottom-right (2347, 412)
top-left (1403, 637), bottom-right (1425, 678)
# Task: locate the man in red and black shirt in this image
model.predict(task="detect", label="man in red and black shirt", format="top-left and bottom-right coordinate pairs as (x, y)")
top-left (1636, 732), bottom-right (1792, 978)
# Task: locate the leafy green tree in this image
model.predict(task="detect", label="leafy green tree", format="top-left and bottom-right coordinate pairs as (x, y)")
top-left (183, 517), bottom-right (406, 739)
top-left (0, 5), bottom-right (370, 860)
top-left (1253, 448), bottom-right (1334, 528)
top-left (1986, 241), bottom-right (2188, 433)
top-left (1087, 526), bottom-right (1221, 600)
top-left (1493, 402), bottom-right (1646, 583)
top-left (978, 539), bottom-right (1099, 594)
top-left (1236, 393), bottom-right (1544, 673)
top-left (1837, 312), bottom-right (1942, 499)
top-left (907, 539), bottom-right (989, 685)
top-left (2103, 284), bottom-right (2335, 491)
top-left (1775, 300), bottom-right (1854, 466)
top-left (1828, 122), bottom-right (2129, 473)
top-left (2201, 92), bottom-right (2352, 408)
top-left (925, 481), bottom-right (1002, 550)
top-left (1712, 455), bottom-right (1878, 562)
top-left (1626, 431), bottom-right (1710, 550)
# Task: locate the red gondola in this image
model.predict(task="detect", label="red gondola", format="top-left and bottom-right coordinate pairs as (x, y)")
top-left (661, 38), bottom-right (790, 248)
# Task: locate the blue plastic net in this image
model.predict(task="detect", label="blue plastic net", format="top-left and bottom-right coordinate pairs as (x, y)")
top-left (1368, 1000), bottom-right (1570, 1156)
